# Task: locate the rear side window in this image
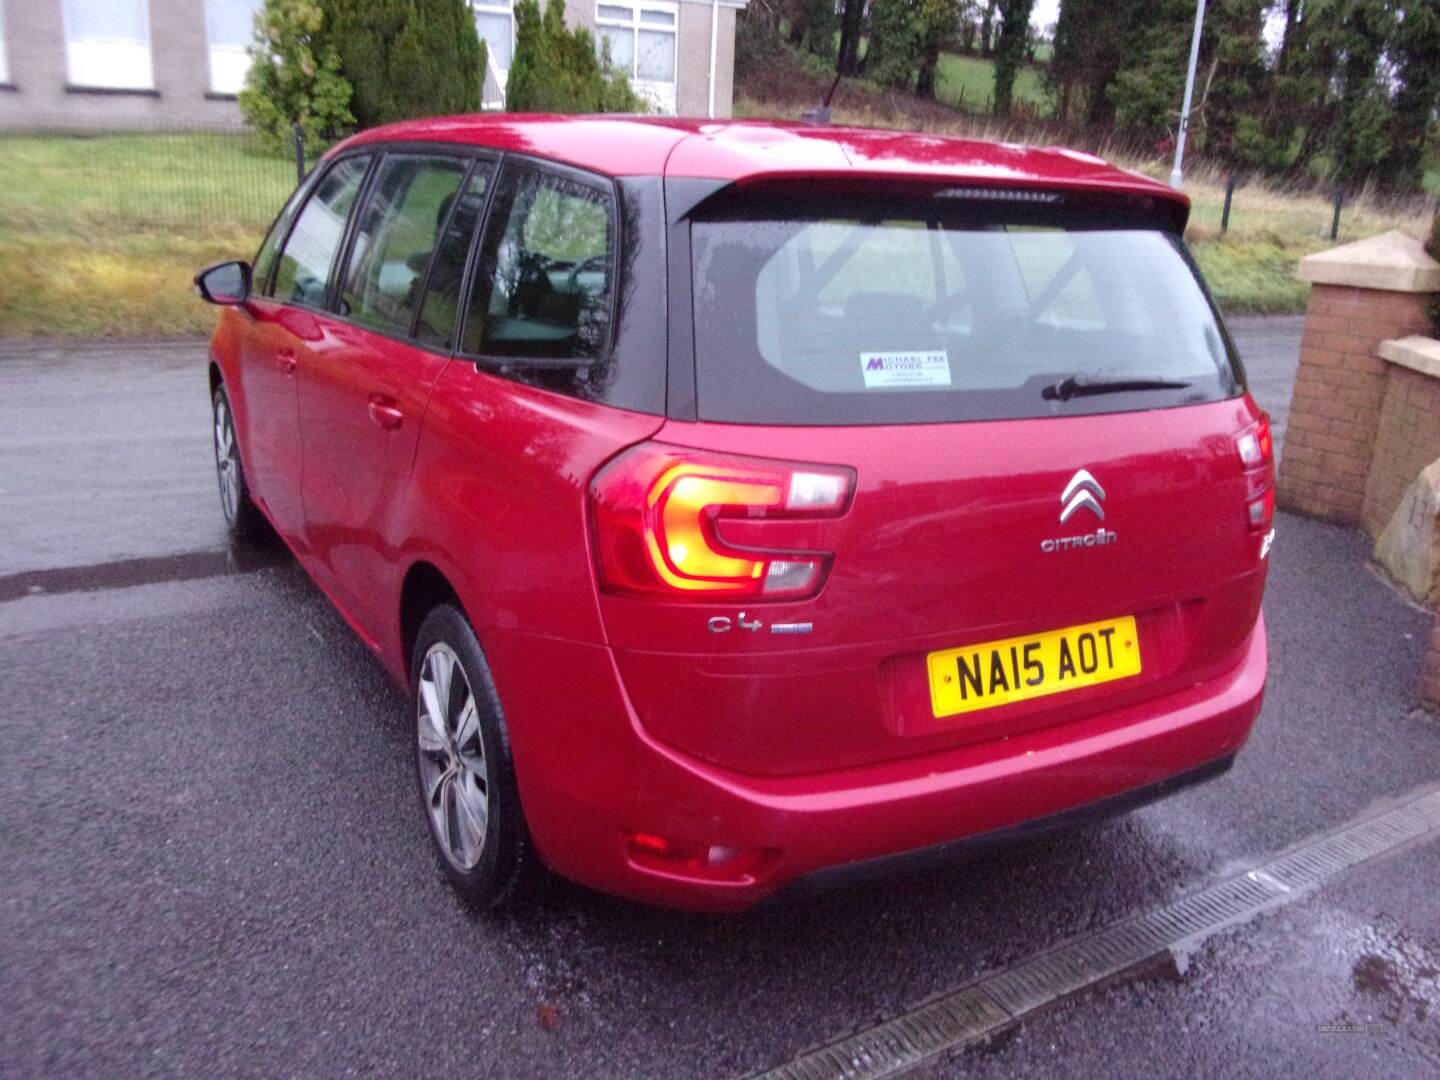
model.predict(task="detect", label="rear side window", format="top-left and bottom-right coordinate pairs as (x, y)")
top-left (690, 197), bottom-right (1240, 425)
top-left (272, 155), bottom-right (369, 309)
top-left (337, 154), bottom-right (470, 336)
top-left (462, 166), bottom-right (615, 361)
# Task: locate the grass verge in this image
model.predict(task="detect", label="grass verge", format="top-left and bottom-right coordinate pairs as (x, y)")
top-left (0, 131), bottom-right (294, 340)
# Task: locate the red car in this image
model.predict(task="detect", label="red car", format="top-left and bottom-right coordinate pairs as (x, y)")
top-left (196, 116), bottom-right (1272, 913)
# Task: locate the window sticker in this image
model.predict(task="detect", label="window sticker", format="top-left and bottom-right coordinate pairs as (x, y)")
top-left (860, 351), bottom-right (952, 389)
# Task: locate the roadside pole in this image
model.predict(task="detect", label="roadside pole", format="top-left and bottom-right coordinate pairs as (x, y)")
top-left (1169, 0), bottom-right (1208, 189)
top-left (293, 124), bottom-right (306, 184)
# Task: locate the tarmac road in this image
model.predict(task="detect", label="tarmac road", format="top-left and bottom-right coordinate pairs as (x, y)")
top-left (4, 317), bottom-right (1439, 1079)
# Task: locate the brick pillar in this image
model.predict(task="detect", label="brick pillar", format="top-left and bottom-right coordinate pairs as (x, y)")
top-left (1422, 608), bottom-right (1440, 712)
top-left (1276, 231), bottom-right (1440, 525)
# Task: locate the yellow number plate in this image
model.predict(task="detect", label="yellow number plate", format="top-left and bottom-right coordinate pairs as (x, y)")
top-left (927, 616), bottom-right (1141, 718)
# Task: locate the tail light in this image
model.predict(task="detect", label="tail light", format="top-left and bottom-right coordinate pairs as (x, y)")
top-left (1237, 412), bottom-right (1274, 532)
top-left (590, 443), bottom-right (854, 601)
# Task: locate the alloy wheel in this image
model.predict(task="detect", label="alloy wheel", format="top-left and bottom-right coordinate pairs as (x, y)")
top-left (416, 642), bottom-right (490, 870)
top-left (213, 396), bottom-right (241, 524)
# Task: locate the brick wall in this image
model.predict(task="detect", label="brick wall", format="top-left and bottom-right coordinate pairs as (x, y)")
top-left (1362, 366), bottom-right (1440, 537)
top-left (1422, 609), bottom-right (1440, 711)
top-left (1278, 285), bottom-right (1435, 524)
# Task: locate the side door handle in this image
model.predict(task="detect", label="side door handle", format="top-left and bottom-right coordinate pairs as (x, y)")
top-left (366, 393), bottom-right (404, 431)
top-left (275, 349), bottom-right (298, 375)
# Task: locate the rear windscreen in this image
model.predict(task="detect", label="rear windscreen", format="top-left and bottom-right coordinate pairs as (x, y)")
top-left (690, 196), bottom-right (1241, 425)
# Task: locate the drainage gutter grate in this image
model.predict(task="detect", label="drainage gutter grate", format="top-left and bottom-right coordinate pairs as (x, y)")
top-left (754, 783), bottom-right (1440, 1080)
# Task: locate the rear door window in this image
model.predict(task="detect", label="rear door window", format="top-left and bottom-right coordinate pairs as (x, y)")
top-left (461, 165), bottom-right (615, 361)
top-left (336, 154), bottom-right (470, 337)
top-left (272, 155), bottom-right (370, 309)
top-left (691, 195), bottom-right (1240, 425)
top-left (414, 168), bottom-right (492, 349)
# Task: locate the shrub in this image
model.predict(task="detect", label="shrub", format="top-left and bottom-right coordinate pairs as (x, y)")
top-left (322, 0), bottom-right (485, 128)
top-left (505, 0), bottom-right (645, 113)
top-left (239, 0), bottom-right (355, 157)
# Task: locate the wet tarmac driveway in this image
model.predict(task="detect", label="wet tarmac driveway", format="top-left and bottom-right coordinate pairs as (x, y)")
top-left (3, 321), bottom-right (1439, 1079)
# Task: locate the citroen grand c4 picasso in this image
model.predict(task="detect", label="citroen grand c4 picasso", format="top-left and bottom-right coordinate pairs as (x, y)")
top-left (195, 116), bottom-right (1273, 912)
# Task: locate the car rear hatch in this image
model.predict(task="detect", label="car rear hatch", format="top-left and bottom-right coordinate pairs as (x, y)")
top-left (590, 179), bottom-right (1273, 777)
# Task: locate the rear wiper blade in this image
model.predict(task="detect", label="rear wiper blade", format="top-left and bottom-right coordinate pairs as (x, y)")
top-left (1042, 373), bottom-right (1191, 401)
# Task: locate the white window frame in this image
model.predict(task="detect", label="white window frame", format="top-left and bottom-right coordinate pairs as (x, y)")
top-left (204, 0), bottom-right (261, 96)
top-left (0, 1), bottom-right (10, 86)
top-left (596, 0), bottom-right (678, 115)
top-left (61, 0), bottom-right (154, 91)
top-left (472, 0), bottom-right (515, 110)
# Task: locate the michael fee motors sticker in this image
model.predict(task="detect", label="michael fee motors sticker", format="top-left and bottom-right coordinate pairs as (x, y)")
top-left (860, 351), bottom-right (952, 389)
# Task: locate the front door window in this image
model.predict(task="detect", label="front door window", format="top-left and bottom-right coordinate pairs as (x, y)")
top-left (272, 156), bottom-right (369, 309)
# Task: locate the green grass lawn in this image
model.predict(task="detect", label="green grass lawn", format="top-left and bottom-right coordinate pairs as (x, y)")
top-left (0, 132), bottom-right (296, 338)
top-left (933, 53), bottom-right (1049, 115)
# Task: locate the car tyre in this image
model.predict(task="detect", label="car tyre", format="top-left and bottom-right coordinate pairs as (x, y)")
top-left (411, 604), bottom-right (542, 909)
top-left (211, 384), bottom-right (270, 544)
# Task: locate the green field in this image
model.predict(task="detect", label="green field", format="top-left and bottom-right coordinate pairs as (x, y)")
top-left (934, 53), bottom-right (1049, 115)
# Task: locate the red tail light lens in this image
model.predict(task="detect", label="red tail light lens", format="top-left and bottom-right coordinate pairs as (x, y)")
top-left (1237, 412), bottom-right (1275, 532)
top-left (590, 444), bottom-right (854, 600)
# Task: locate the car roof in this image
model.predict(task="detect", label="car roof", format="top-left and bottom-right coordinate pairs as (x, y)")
top-left (332, 114), bottom-right (1186, 208)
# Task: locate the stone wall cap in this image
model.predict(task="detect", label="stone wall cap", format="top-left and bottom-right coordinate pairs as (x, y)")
top-left (1296, 230), bottom-right (1440, 292)
top-left (1378, 335), bottom-right (1440, 379)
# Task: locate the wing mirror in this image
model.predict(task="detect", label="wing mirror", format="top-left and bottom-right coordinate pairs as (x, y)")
top-left (194, 260), bottom-right (252, 306)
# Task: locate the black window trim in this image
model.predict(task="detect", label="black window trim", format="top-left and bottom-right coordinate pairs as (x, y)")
top-left (453, 152), bottom-right (623, 375)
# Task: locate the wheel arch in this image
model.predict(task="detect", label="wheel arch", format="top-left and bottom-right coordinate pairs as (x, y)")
top-left (399, 561), bottom-right (464, 683)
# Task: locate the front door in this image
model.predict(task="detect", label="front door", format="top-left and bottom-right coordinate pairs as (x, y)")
top-left (241, 154), bottom-right (371, 540)
top-left (299, 153), bottom-right (490, 640)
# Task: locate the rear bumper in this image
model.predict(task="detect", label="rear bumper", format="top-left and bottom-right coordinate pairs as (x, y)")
top-left (772, 754), bottom-right (1235, 903)
top-left (487, 614), bottom-right (1266, 913)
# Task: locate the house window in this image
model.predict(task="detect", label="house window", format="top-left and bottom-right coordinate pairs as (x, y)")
top-left (0, 1), bottom-right (10, 86)
top-left (0, 0), bottom-right (9, 87)
top-left (62, 0), bottom-right (154, 91)
top-left (205, 0), bottom-right (261, 96)
top-left (472, 1), bottom-right (514, 109)
top-left (595, 1), bottom-right (677, 114)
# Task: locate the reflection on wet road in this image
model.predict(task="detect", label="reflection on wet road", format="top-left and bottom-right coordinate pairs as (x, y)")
top-left (0, 543), bottom-right (290, 602)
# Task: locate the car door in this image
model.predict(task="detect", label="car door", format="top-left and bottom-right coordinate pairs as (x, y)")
top-left (238, 154), bottom-right (371, 540)
top-left (298, 151), bottom-right (493, 641)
